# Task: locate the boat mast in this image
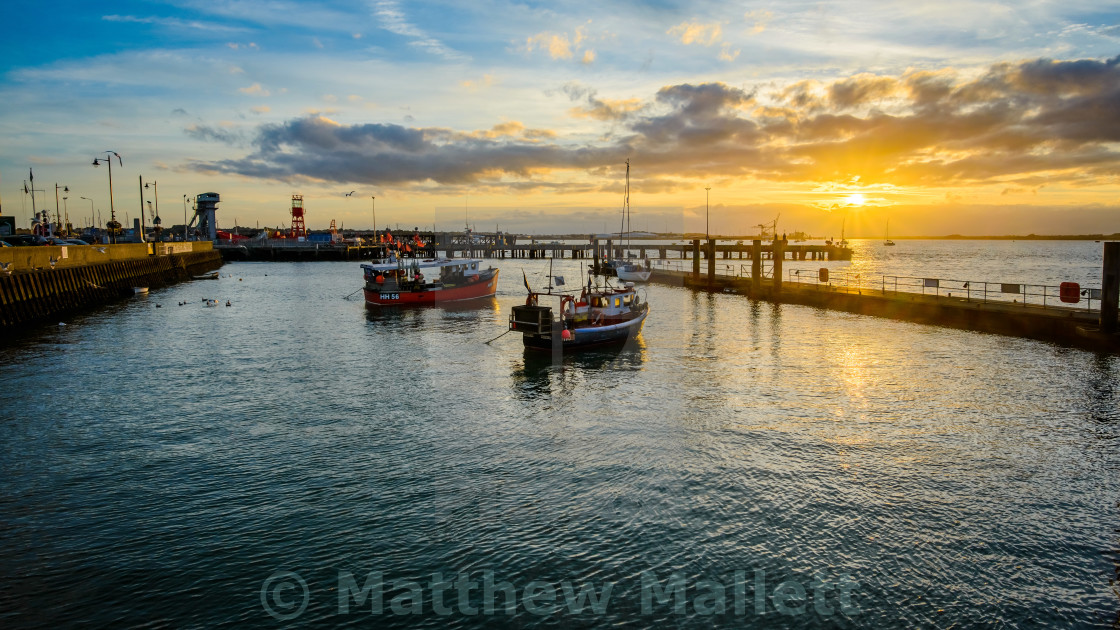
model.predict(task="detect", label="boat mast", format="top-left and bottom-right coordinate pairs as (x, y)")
top-left (626, 159), bottom-right (631, 255)
top-left (620, 159), bottom-right (631, 258)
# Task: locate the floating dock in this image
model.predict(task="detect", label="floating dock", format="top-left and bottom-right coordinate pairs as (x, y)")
top-left (0, 242), bottom-right (223, 329)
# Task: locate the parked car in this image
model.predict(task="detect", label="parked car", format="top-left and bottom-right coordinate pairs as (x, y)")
top-left (2, 235), bottom-right (46, 246)
top-left (62, 239), bottom-right (89, 245)
top-left (0, 240), bottom-right (10, 247)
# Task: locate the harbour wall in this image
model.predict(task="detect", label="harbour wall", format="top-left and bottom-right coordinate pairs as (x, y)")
top-left (0, 243), bottom-right (223, 329)
top-left (651, 266), bottom-right (1120, 354)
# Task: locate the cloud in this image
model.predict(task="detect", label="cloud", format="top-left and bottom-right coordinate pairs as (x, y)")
top-left (526, 32), bottom-right (573, 60)
top-left (188, 56), bottom-right (1120, 198)
top-left (524, 23), bottom-right (597, 63)
top-left (251, 106), bottom-right (271, 114)
top-left (562, 83), bottom-right (645, 121)
top-left (184, 124), bottom-right (245, 145)
top-left (461, 74), bottom-right (496, 91)
top-left (744, 9), bottom-right (772, 34)
top-left (372, 0), bottom-right (465, 61)
top-left (103, 14), bottom-right (247, 34)
top-left (239, 83), bottom-right (270, 96)
top-left (667, 21), bottom-right (723, 46)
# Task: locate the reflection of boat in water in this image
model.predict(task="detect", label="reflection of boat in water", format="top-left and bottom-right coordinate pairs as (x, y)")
top-left (615, 261), bottom-right (651, 282)
top-left (514, 339), bottom-right (647, 393)
top-left (510, 271), bottom-right (648, 351)
top-left (360, 257), bottom-right (499, 306)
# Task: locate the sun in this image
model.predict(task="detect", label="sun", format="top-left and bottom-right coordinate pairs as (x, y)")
top-left (845, 193), bottom-right (866, 206)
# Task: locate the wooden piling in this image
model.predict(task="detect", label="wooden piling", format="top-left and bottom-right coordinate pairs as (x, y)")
top-left (692, 239), bottom-right (701, 280)
top-left (1102, 242), bottom-right (1120, 333)
top-left (707, 239), bottom-right (716, 285)
top-left (772, 238), bottom-right (785, 294)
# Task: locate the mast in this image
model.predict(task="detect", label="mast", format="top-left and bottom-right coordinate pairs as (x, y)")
top-left (626, 159), bottom-right (631, 254)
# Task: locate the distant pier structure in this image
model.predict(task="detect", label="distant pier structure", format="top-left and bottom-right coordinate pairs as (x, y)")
top-left (430, 233), bottom-right (852, 262)
top-left (213, 230), bottom-right (855, 262)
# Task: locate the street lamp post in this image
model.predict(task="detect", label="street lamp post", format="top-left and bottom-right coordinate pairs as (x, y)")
top-left (183, 195), bottom-right (194, 242)
top-left (144, 180), bottom-right (160, 242)
top-left (92, 151), bottom-right (122, 243)
top-left (80, 196), bottom-right (95, 231)
top-left (137, 175), bottom-right (148, 242)
top-left (705, 186), bottom-right (711, 241)
top-left (54, 183), bottom-right (69, 238)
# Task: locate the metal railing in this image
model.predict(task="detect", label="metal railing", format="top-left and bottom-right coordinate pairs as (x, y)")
top-left (644, 258), bottom-right (1102, 313)
top-left (785, 269), bottom-right (1102, 312)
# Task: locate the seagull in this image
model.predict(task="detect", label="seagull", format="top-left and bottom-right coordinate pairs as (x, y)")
top-left (95, 247), bottom-right (107, 254)
top-left (0, 261), bottom-right (11, 275)
top-left (49, 256), bottom-right (59, 269)
top-left (345, 190), bottom-right (356, 196)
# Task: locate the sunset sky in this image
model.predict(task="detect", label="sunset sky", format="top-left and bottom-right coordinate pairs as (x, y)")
top-left (1, 1), bottom-right (1118, 236)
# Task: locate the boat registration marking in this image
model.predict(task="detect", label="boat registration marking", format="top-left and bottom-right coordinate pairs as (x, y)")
top-left (379, 293), bottom-right (400, 300)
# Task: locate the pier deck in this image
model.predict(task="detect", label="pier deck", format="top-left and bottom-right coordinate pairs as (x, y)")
top-left (649, 266), bottom-right (1120, 353)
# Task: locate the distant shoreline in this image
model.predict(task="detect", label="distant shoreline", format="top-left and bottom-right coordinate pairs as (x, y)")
top-left (535, 233), bottom-right (1120, 241)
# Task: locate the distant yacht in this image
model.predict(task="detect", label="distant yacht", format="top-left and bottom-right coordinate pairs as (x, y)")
top-left (884, 219), bottom-right (896, 246)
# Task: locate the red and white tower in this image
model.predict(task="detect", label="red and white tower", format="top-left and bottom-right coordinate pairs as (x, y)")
top-left (290, 194), bottom-right (306, 237)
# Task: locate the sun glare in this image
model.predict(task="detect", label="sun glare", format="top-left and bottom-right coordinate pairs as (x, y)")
top-left (845, 193), bottom-right (865, 206)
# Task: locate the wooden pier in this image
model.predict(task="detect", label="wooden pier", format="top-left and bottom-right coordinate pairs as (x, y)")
top-left (397, 232), bottom-right (854, 262)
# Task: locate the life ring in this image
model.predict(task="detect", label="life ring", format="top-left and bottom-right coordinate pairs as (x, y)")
top-left (562, 296), bottom-right (575, 318)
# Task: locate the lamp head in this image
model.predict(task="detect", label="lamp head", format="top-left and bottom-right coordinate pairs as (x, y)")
top-left (92, 158), bottom-right (100, 167)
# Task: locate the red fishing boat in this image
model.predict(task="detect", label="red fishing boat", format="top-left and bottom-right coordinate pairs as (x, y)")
top-left (361, 257), bottom-right (499, 306)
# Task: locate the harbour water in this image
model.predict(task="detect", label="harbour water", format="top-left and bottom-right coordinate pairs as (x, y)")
top-left (1, 241), bottom-right (1118, 628)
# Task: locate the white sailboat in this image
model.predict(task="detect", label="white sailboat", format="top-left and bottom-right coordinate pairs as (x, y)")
top-left (884, 218), bottom-right (896, 246)
top-left (614, 160), bottom-right (651, 282)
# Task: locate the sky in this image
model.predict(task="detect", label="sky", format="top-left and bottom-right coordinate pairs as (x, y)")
top-left (1, 0), bottom-right (1119, 237)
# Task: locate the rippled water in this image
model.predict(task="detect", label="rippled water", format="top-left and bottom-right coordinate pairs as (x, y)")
top-left (1, 245), bottom-right (1118, 628)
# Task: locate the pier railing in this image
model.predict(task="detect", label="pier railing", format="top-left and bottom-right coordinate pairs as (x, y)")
top-left (644, 259), bottom-right (1102, 313)
top-left (784, 270), bottom-right (1102, 312)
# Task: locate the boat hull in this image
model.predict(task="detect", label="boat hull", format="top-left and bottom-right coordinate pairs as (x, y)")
top-left (521, 308), bottom-right (648, 351)
top-left (615, 268), bottom-right (651, 282)
top-left (364, 269), bottom-right (498, 306)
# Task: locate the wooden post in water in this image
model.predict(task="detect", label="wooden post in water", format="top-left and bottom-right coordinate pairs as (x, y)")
top-left (772, 237), bottom-right (785, 294)
top-left (707, 239), bottom-right (716, 285)
top-left (592, 237), bottom-right (599, 273)
top-left (692, 239), bottom-right (701, 280)
top-left (751, 240), bottom-right (762, 293)
top-left (1102, 241), bottom-right (1120, 333)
